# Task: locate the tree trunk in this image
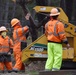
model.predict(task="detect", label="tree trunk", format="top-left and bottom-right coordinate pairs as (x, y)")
top-left (12, 3), bottom-right (16, 18)
top-left (35, 0), bottom-right (49, 22)
top-left (65, 0), bottom-right (73, 21)
top-left (0, 0), bottom-right (4, 25)
top-left (60, 0), bottom-right (73, 21)
top-left (60, 0), bottom-right (67, 14)
top-left (4, 0), bottom-right (9, 26)
top-left (71, 0), bottom-right (76, 25)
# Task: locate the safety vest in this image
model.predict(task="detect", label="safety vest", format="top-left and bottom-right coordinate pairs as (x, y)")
top-left (0, 36), bottom-right (10, 53)
top-left (45, 20), bottom-right (66, 43)
top-left (13, 27), bottom-right (26, 44)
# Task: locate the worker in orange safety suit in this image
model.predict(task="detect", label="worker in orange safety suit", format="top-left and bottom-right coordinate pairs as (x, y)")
top-left (0, 26), bottom-right (13, 73)
top-left (11, 13), bottom-right (30, 72)
top-left (45, 8), bottom-right (70, 71)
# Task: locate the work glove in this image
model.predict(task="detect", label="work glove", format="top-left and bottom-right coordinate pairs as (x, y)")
top-left (25, 13), bottom-right (31, 20)
top-left (8, 52), bottom-right (11, 55)
top-left (25, 13), bottom-right (31, 28)
top-left (8, 48), bottom-right (13, 55)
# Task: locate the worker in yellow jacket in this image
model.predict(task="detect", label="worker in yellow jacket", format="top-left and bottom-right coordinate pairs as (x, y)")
top-left (45, 8), bottom-right (70, 71)
top-left (0, 26), bottom-right (13, 73)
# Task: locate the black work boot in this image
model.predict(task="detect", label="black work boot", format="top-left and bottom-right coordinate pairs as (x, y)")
top-left (12, 69), bottom-right (19, 73)
top-left (8, 70), bottom-right (12, 73)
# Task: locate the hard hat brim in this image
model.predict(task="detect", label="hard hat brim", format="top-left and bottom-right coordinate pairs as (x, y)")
top-left (12, 21), bottom-right (19, 27)
top-left (0, 30), bottom-right (8, 32)
top-left (50, 13), bottom-right (60, 16)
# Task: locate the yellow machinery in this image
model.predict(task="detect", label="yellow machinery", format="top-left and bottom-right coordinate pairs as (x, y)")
top-left (22, 6), bottom-right (76, 67)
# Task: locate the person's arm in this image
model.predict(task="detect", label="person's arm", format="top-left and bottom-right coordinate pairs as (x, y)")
top-left (58, 22), bottom-right (70, 48)
top-left (16, 26), bottom-right (29, 37)
top-left (45, 23), bottom-right (48, 37)
top-left (16, 13), bottom-right (30, 36)
top-left (25, 13), bottom-right (31, 28)
top-left (8, 38), bottom-right (13, 54)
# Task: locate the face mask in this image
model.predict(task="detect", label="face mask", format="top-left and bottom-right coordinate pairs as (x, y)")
top-left (1, 31), bottom-right (7, 38)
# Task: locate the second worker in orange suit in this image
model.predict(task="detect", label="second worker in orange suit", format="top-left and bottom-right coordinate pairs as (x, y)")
top-left (11, 13), bottom-right (30, 72)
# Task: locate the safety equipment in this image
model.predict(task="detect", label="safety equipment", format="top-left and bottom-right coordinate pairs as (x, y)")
top-left (0, 26), bottom-right (7, 32)
top-left (0, 36), bottom-right (13, 71)
top-left (1, 32), bottom-right (7, 38)
top-left (45, 20), bottom-right (67, 43)
top-left (50, 8), bottom-right (60, 16)
top-left (45, 42), bottom-right (62, 70)
top-left (13, 25), bottom-right (29, 70)
top-left (0, 62), bottom-right (12, 71)
top-left (0, 36), bottom-right (13, 55)
top-left (11, 18), bottom-right (20, 27)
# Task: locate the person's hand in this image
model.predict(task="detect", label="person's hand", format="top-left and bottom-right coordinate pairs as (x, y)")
top-left (25, 13), bottom-right (31, 20)
top-left (67, 43), bottom-right (70, 49)
top-left (8, 52), bottom-right (11, 55)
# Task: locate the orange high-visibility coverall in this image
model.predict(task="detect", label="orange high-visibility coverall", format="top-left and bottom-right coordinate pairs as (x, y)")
top-left (13, 25), bottom-right (29, 71)
top-left (0, 36), bottom-right (13, 71)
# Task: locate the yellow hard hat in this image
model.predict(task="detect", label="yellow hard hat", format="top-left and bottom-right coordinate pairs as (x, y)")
top-left (0, 26), bottom-right (8, 32)
top-left (50, 8), bottom-right (60, 16)
top-left (11, 18), bottom-right (20, 27)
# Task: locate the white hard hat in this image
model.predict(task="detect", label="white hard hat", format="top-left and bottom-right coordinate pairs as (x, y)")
top-left (0, 26), bottom-right (8, 32)
top-left (50, 8), bottom-right (60, 16)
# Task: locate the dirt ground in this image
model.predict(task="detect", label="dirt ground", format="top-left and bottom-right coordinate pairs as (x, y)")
top-left (25, 61), bottom-right (46, 71)
top-left (0, 61), bottom-right (45, 75)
